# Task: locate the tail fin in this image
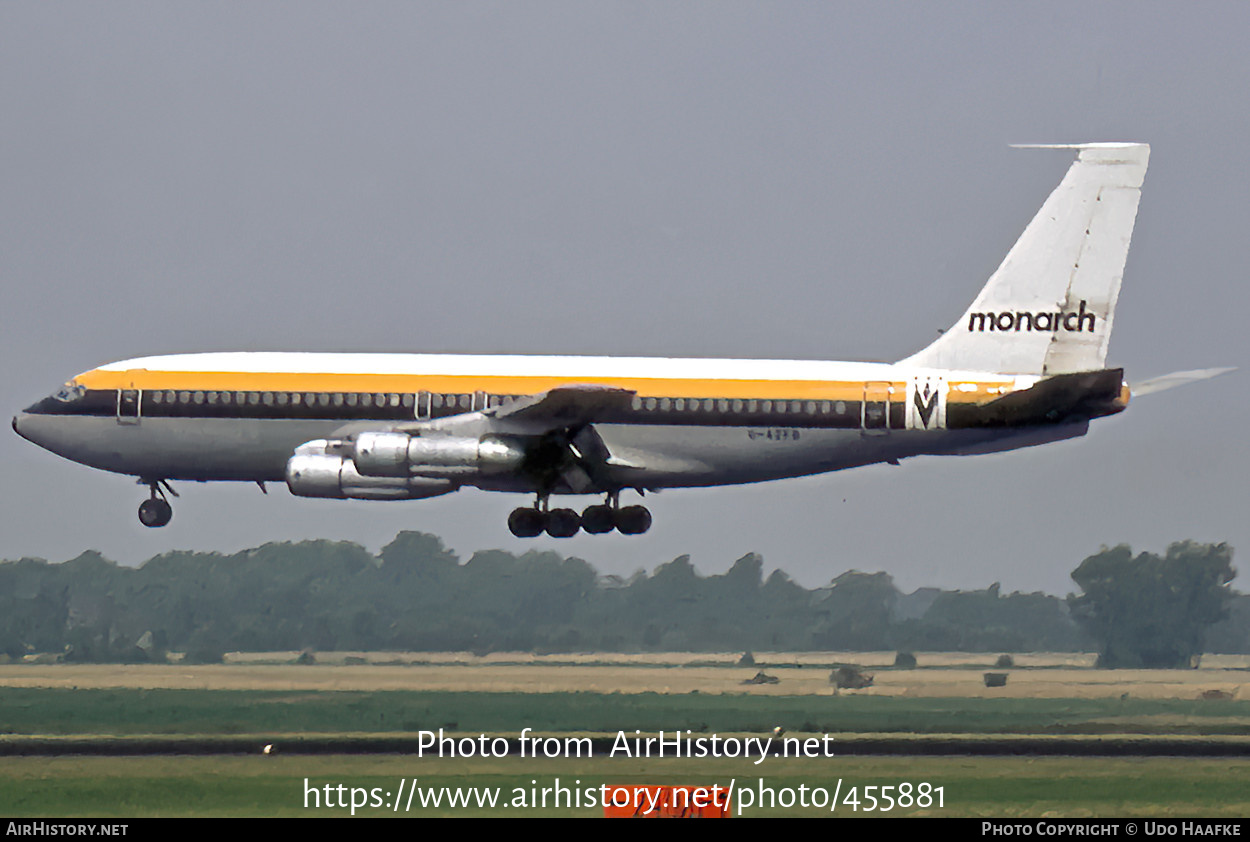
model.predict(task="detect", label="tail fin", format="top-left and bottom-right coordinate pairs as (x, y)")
top-left (899, 143), bottom-right (1149, 375)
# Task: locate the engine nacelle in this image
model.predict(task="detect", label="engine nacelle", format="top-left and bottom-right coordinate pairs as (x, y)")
top-left (286, 440), bottom-right (457, 500)
top-left (352, 432), bottom-right (525, 479)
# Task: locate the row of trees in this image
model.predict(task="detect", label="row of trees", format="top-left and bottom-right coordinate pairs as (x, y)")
top-left (0, 533), bottom-right (1239, 666)
top-left (1070, 541), bottom-right (1237, 667)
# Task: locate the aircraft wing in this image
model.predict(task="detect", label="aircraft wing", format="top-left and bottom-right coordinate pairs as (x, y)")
top-left (386, 384), bottom-right (636, 434)
top-left (485, 385), bottom-right (644, 489)
top-left (386, 384), bottom-right (641, 493)
top-left (487, 384), bottom-right (637, 427)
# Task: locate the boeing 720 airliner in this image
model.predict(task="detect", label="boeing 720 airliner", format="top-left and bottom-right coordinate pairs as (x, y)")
top-left (12, 143), bottom-right (1229, 536)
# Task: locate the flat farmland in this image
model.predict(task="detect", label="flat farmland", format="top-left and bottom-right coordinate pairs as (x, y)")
top-left (0, 652), bottom-right (1245, 700)
top-left (0, 653), bottom-right (1247, 739)
top-left (2, 654), bottom-right (1248, 817)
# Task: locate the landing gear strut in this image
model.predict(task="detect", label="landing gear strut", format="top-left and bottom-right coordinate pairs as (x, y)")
top-left (137, 480), bottom-right (174, 528)
top-left (507, 491), bottom-right (651, 538)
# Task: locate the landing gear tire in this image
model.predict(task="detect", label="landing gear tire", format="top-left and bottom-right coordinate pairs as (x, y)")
top-left (138, 498), bottom-right (173, 528)
top-left (545, 508), bottom-right (581, 538)
top-left (508, 507), bottom-right (545, 538)
top-left (581, 504), bottom-right (616, 534)
top-left (615, 505), bottom-right (652, 535)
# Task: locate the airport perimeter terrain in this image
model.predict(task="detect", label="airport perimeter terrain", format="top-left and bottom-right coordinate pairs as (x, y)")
top-left (1, 652), bottom-right (1247, 817)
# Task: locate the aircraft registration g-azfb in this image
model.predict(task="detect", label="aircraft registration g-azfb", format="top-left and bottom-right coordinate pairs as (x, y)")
top-left (13, 143), bottom-right (1231, 537)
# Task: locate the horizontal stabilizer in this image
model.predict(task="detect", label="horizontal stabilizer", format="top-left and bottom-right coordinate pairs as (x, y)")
top-left (1132, 367), bottom-right (1236, 397)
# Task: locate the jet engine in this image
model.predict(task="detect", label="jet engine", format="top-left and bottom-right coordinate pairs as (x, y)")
top-left (285, 439), bottom-right (457, 500)
top-left (351, 431), bottom-right (526, 479)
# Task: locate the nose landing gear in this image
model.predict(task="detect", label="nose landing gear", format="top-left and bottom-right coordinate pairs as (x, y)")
top-left (137, 480), bottom-right (175, 528)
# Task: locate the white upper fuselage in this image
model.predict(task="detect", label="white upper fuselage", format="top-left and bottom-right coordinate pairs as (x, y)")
top-left (92, 351), bottom-right (1009, 385)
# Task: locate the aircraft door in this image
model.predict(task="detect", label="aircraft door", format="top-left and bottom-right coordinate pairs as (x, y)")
top-left (861, 381), bottom-right (894, 434)
top-left (415, 390), bottom-right (432, 420)
top-left (116, 389), bottom-right (142, 425)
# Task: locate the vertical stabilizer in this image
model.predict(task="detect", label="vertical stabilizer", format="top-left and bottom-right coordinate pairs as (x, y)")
top-left (899, 143), bottom-right (1149, 375)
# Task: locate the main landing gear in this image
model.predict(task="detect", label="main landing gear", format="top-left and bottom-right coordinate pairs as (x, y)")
top-left (137, 479), bottom-right (176, 528)
top-left (508, 492), bottom-right (652, 538)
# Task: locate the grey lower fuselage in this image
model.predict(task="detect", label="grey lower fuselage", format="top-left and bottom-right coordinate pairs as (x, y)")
top-left (14, 411), bottom-right (1087, 495)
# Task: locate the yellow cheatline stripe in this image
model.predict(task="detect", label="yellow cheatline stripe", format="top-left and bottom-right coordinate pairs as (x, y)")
top-left (75, 369), bottom-right (1011, 404)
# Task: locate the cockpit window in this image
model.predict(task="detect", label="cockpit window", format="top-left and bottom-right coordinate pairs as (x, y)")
top-left (52, 382), bottom-right (86, 403)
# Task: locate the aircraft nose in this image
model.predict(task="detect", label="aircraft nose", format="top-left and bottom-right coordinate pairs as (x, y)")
top-left (13, 411), bottom-right (49, 449)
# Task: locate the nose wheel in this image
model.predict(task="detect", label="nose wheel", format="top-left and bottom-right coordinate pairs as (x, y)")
top-left (137, 480), bottom-right (175, 528)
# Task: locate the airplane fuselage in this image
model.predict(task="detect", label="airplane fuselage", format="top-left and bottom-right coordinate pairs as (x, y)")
top-left (14, 351), bottom-right (1115, 493)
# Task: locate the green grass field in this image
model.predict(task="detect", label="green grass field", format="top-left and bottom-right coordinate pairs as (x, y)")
top-left (2, 687), bottom-right (1248, 736)
top-left (2, 660), bottom-right (1246, 817)
top-left (2, 754), bottom-right (1247, 817)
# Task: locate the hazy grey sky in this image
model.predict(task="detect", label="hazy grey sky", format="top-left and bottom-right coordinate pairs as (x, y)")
top-left (2, 2), bottom-right (1246, 595)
